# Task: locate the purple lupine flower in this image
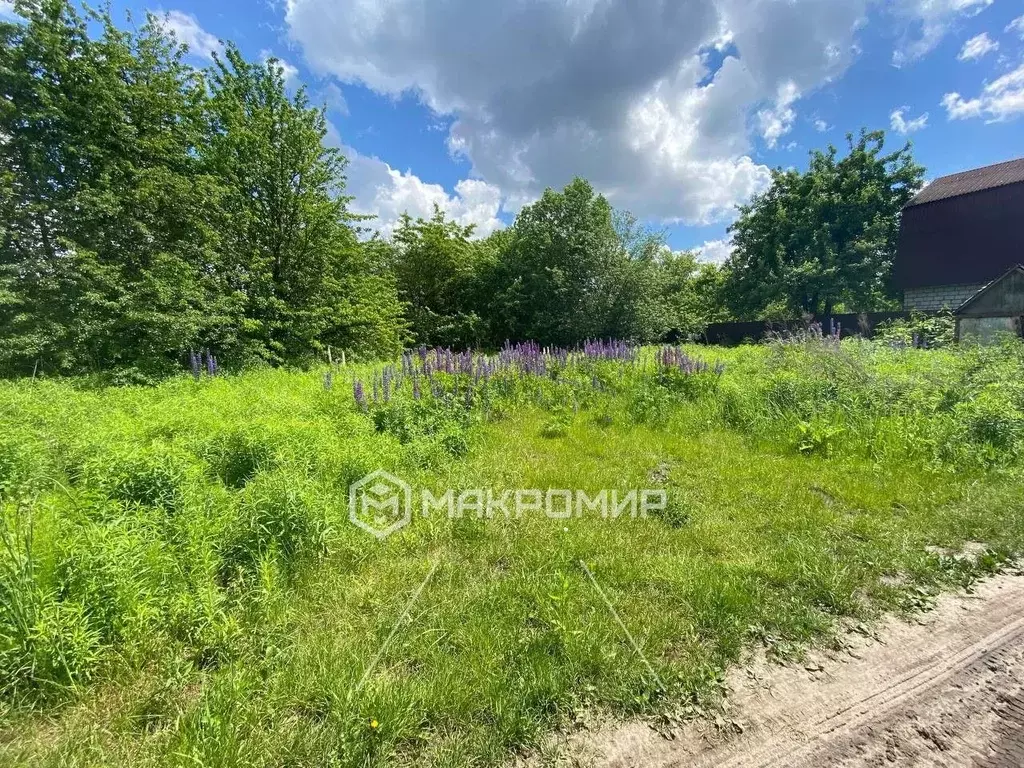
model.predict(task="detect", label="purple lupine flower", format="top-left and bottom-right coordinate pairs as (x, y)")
top-left (382, 366), bottom-right (392, 403)
top-left (189, 349), bottom-right (201, 381)
top-left (412, 374), bottom-right (421, 401)
top-left (353, 379), bottom-right (367, 411)
top-left (324, 370), bottom-right (333, 391)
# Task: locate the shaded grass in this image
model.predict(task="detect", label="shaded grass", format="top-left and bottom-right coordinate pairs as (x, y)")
top-left (1, 341), bottom-right (1023, 765)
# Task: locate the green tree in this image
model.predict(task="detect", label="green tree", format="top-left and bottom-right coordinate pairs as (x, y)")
top-left (490, 178), bottom-right (641, 346)
top-left (651, 252), bottom-right (731, 340)
top-left (388, 208), bottom-right (488, 348)
top-left (723, 129), bottom-right (924, 319)
top-left (0, 0), bottom-right (222, 377)
top-left (203, 44), bottom-right (402, 364)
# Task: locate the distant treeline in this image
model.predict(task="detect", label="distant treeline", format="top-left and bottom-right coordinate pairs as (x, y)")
top-left (0, 1), bottom-right (925, 381)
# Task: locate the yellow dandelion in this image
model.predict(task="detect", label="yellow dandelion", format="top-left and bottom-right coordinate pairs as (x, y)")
top-left (370, 719), bottom-right (379, 729)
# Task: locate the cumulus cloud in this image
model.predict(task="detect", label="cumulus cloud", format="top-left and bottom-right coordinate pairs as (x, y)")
top-left (942, 63), bottom-right (1024, 122)
top-left (890, 107), bottom-right (929, 133)
top-left (695, 238), bottom-right (734, 265)
top-left (338, 143), bottom-right (504, 239)
top-left (891, 0), bottom-right (993, 66)
top-left (286, 0), bottom-right (877, 226)
top-left (1008, 16), bottom-right (1024, 39)
top-left (287, 0), bottom-right (982, 225)
top-left (757, 81), bottom-right (800, 149)
top-left (321, 82), bottom-right (349, 117)
top-left (155, 10), bottom-right (221, 61)
top-left (814, 118), bottom-right (831, 132)
top-left (957, 32), bottom-right (998, 61)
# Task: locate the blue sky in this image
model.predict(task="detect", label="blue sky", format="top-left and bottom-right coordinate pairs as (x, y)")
top-left (4, 0), bottom-right (1022, 260)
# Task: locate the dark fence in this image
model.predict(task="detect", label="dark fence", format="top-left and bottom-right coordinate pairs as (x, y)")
top-left (698, 312), bottom-right (924, 346)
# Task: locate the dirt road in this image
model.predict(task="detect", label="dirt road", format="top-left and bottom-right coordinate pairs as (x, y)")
top-left (561, 572), bottom-right (1024, 767)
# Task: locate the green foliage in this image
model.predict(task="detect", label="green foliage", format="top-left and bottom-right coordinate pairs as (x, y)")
top-left (0, 341), bottom-right (1022, 764)
top-left (488, 179), bottom-right (659, 345)
top-left (723, 129), bottom-right (925, 319)
top-left (386, 208), bottom-right (490, 348)
top-left (0, 1), bottom-right (402, 378)
top-left (875, 311), bottom-right (956, 348)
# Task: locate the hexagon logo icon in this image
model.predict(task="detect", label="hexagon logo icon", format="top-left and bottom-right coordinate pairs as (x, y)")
top-left (349, 470), bottom-right (413, 539)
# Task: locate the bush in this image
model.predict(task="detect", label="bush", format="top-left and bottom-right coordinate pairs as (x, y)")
top-left (219, 472), bottom-right (329, 582)
top-left (875, 312), bottom-right (955, 348)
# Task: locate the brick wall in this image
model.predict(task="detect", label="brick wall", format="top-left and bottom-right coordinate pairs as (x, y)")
top-left (904, 283), bottom-right (986, 312)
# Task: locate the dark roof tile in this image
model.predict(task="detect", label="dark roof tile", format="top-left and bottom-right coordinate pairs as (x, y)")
top-left (906, 157), bottom-right (1024, 208)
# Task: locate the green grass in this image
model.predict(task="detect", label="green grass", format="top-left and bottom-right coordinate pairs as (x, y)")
top-left (2, 339), bottom-right (1024, 766)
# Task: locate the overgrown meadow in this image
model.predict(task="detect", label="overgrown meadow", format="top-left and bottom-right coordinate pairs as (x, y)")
top-left (2, 337), bottom-right (1024, 766)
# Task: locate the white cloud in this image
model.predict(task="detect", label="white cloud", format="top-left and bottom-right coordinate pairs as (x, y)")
top-left (1007, 16), bottom-right (1024, 39)
top-left (338, 141), bottom-right (505, 239)
top-left (287, 0), bottom-right (872, 226)
top-left (695, 238), bottom-right (734, 265)
top-left (957, 32), bottom-right (998, 61)
top-left (0, 1), bottom-right (16, 19)
top-left (890, 107), bottom-right (929, 133)
top-left (322, 82), bottom-right (349, 117)
top-left (757, 81), bottom-right (800, 148)
top-left (814, 118), bottom-right (831, 132)
top-left (942, 63), bottom-right (1024, 122)
top-left (941, 92), bottom-right (984, 119)
top-left (156, 11), bottom-right (221, 61)
top-left (891, 0), bottom-right (993, 66)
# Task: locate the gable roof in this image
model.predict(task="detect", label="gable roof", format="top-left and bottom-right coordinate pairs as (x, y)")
top-left (955, 264), bottom-right (1024, 316)
top-left (906, 157), bottom-right (1024, 208)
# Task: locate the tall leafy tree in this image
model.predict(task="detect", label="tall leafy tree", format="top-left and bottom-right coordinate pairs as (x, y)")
top-left (203, 44), bottom-right (402, 363)
top-left (723, 130), bottom-right (925, 319)
top-left (388, 208), bottom-right (488, 348)
top-left (0, 0), bottom-right (220, 376)
top-left (651, 252), bottom-right (730, 340)
top-left (490, 178), bottom-right (640, 346)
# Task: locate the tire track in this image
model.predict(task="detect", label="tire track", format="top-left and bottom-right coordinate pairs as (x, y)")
top-left (553, 572), bottom-right (1024, 767)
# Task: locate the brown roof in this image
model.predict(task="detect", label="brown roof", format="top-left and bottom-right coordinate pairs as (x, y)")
top-left (906, 157), bottom-right (1024, 208)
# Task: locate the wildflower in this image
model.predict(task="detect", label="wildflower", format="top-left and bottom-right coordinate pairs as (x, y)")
top-left (353, 379), bottom-right (367, 411)
top-left (324, 370), bottom-right (333, 391)
top-left (370, 719), bottom-right (379, 730)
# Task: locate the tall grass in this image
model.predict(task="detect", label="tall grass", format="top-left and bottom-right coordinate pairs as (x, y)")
top-left (1, 339), bottom-right (1023, 765)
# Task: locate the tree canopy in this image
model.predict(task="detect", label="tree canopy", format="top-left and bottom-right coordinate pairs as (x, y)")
top-left (0, 0), bottom-right (402, 379)
top-left (0, 2), bottom-right (929, 379)
top-left (723, 130), bottom-right (925, 319)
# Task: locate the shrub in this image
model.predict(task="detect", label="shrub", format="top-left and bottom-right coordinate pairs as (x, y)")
top-left (199, 429), bottom-right (278, 489)
top-left (218, 473), bottom-right (329, 582)
top-left (875, 312), bottom-right (955, 348)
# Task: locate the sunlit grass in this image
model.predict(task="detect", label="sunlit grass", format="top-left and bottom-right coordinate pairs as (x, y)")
top-left (1, 340), bottom-right (1023, 766)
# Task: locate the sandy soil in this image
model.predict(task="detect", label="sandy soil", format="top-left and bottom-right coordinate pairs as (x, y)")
top-left (546, 570), bottom-right (1024, 767)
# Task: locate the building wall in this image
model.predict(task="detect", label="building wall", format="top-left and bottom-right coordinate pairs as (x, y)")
top-left (894, 181), bottom-right (1024, 289)
top-left (904, 283), bottom-right (986, 311)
